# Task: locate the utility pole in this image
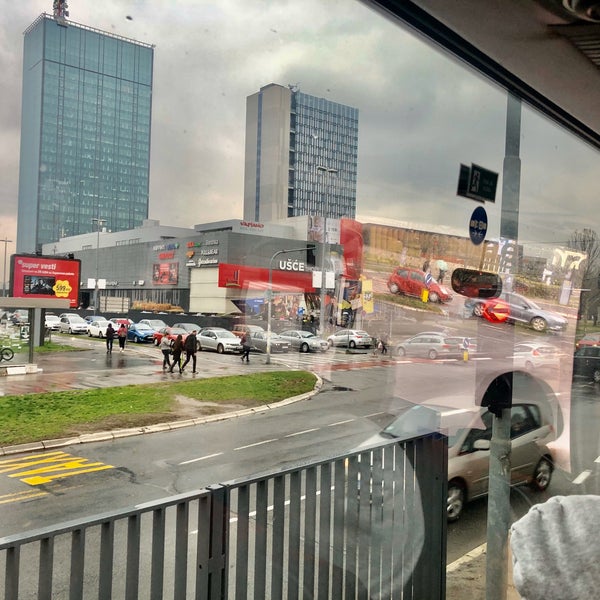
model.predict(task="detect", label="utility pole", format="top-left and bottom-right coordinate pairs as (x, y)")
top-left (1, 237), bottom-right (13, 297)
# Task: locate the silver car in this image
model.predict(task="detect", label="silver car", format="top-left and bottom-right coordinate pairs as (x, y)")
top-left (278, 330), bottom-right (328, 353)
top-left (59, 315), bottom-right (89, 334)
top-left (197, 327), bottom-right (242, 354)
top-left (395, 332), bottom-right (460, 360)
top-left (327, 329), bottom-right (373, 349)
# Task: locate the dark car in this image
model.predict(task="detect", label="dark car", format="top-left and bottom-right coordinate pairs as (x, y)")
top-left (573, 346), bottom-right (600, 383)
top-left (127, 323), bottom-right (156, 343)
top-left (387, 266), bottom-right (453, 303)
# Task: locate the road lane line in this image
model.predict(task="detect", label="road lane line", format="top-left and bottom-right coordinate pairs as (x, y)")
top-left (327, 419), bottom-right (355, 427)
top-left (179, 452), bottom-right (224, 465)
top-left (234, 439), bottom-right (278, 451)
top-left (0, 489), bottom-right (49, 504)
top-left (285, 428), bottom-right (319, 438)
top-left (595, 456), bottom-right (600, 463)
top-left (363, 411), bottom-right (386, 418)
top-left (572, 470), bottom-right (592, 484)
top-left (18, 465), bottom-right (115, 486)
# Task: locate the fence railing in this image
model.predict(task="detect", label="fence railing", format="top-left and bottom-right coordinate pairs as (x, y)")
top-left (0, 433), bottom-right (447, 599)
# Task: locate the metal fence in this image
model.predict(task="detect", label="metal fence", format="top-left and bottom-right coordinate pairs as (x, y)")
top-left (0, 433), bottom-right (447, 599)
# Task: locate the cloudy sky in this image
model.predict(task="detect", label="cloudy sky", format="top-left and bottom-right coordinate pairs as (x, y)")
top-left (1, 0), bottom-right (598, 266)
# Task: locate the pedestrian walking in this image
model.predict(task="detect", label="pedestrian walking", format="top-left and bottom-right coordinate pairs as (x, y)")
top-left (105, 322), bottom-right (115, 353)
top-left (240, 332), bottom-right (251, 363)
top-left (180, 330), bottom-right (198, 374)
top-left (169, 334), bottom-right (184, 373)
top-left (117, 323), bottom-right (127, 352)
top-left (159, 335), bottom-right (172, 370)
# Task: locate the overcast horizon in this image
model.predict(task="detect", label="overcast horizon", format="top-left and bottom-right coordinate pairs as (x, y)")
top-left (2, 0), bottom-right (599, 272)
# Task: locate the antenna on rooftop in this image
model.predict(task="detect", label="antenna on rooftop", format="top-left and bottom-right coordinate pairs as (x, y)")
top-left (53, 0), bottom-right (70, 21)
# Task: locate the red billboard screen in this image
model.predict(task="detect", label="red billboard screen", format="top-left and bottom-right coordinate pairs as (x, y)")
top-left (10, 254), bottom-right (81, 308)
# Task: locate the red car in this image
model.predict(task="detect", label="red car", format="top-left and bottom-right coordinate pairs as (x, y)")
top-left (153, 326), bottom-right (189, 346)
top-left (575, 333), bottom-right (600, 349)
top-left (387, 266), bottom-right (453, 303)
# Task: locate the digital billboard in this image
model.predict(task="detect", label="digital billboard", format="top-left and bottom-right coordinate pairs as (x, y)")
top-left (10, 254), bottom-right (81, 308)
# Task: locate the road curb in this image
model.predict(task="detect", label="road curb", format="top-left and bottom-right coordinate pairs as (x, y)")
top-left (0, 374), bottom-right (324, 456)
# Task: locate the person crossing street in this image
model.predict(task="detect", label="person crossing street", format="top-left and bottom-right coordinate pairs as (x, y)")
top-left (180, 330), bottom-right (198, 374)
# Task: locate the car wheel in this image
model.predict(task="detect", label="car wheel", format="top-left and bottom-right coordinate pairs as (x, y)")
top-left (388, 283), bottom-right (399, 294)
top-left (68, 328), bottom-right (73, 334)
top-left (593, 369), bottom-right (600, 384)
top-left (396, 346), bottom-right (406, 357)
top-left (473, 303), bottom-right (484, 317)
top-left (447, 480), bottom-right (465, 522)
top-left (531, 457), bottom-right (553, 491)
top-left (349, 340), bottom-right (356, 349)
top-left (155, 338), bottom-right (160, 346)
top-left (530, 317), bottom-right (547, 332)
top-left (300, 342), bottom-right (309, 353)
top-left (327, 339), bottom-right (334, 348)
top-left (217, 344), bottom-right (224, 354)
top-left (428, 291), bottom-right (439, 303)
top-left (135, 337), bottom-right (140, 343)
top-left (428, 349), bottom-right (438, 360)
top-left (88, 331), bottom-right (92, 337)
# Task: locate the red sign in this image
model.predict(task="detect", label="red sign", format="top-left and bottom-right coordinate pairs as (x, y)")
top-left (10, 254), bottom-right (81, 308)
top-left (218, 263), bottom-right (315, 292)
top-left (153, 262), bottom-right (179, 285)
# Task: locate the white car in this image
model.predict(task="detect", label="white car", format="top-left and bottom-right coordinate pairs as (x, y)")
top-left (59, 315), bottom-right (89, 334)
top-left (87, 319), bottom-right (111, 338)
top-left (512, 342), bottom-right (561, 371)
top-left (197, 328), bottom-right (242, 354)
top-left (139, 319), bottom-right (168, 330)
top-left (44, 314), bottom-right (61, 331)
top-left (327, 329), bottom-right (373, 349)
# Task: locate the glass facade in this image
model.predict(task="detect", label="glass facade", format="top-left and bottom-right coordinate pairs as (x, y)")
top-left (17, 15), bottom-right (153, 253)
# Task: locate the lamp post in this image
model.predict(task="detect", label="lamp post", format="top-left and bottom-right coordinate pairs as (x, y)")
top-left (266, 247), bottom-right (311, 365)
top-left (92, 218), bottom-right (106, 313)
top-left (1, 237), bottom-right (12, 298)
top-left (316, 165), bottom-right (338, 336)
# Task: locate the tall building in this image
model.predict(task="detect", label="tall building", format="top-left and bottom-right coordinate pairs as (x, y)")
top-left (243, 83), bottom-right (358, 224)
top-left (17, 13), bottom-right (154, 253)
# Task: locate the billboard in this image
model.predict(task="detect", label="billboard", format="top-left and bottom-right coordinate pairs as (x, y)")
top-left (10, 254), bottom-right (81, 308)
top-left (152, 262), bottom-right (179, 285)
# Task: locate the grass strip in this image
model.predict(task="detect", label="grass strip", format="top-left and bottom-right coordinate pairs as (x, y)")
top-left (0, 371), bottom-right (317, 446)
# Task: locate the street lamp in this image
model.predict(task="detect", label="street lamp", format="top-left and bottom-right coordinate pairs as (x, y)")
top-left (92, 218), bottom-right (107, 313)
top-left (316, 165), bottom-right (338, 335)
top-left (1, 237), bottom-right (12, 298)
top-left (266, 247), bottom-right (311, 365)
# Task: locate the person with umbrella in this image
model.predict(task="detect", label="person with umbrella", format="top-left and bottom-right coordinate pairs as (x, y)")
top-left (436, 259), bottom-right (448, 284)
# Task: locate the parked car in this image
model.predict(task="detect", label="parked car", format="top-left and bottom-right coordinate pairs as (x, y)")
top-left (10, 309), bottom-right (30, 325)
top-left (84, 314), bottom-right (104, 324)
top-left (153, 326), bottom-right (189, 346)
top-left (327, 329), bottom-right (373, 349)
top-left (232, 324), bottom-right (265, 338)
top-left (87, 319), bottom-right (111, 338)
top-left (197, 327), bottom-right (242, 354)
top-left (127, 323), bottom-right (156, 343)
top-left (471, 292), bottom-right (568, 332)
top-left (172, 322), bottom-right (203, 334)
top-left (512, 342), bottom-right (561, 371)
top-left (573, 346), bottom-right (600, 383)
top-left (44, 314), bottom-right (61, 331)
top-left (108, 317), bottom-right (134, 329)
top-left (575, 333), bottom-right (600, 349)
top-left (249, 330), bottom-right (290, 353)
top-left (59, 315), bottom-right (89, 334)
top-left (278, 329), bottom-right (329, 353)
top-left (139, 318), bottom-right (168, 331)
top-left (395, 332), bottom-right (466, 359)
top-left (387, 266), bottom-right (453, 303)
top-left (360, 401), bottom-right (554, 522)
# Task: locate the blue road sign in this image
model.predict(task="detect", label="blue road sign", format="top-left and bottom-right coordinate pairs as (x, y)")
top-left (469, 206), bottom-right (488, 245)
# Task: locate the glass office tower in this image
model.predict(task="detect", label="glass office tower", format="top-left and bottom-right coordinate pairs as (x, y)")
top-left (17, 14), bottom-right (154, 253)
top-left (244, 83), bottom-right (358, 223)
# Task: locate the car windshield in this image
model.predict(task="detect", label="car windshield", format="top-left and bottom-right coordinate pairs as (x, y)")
top-left (135, 324), bottom-right (153, 331)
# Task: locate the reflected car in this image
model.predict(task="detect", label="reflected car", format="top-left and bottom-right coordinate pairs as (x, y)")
top-left (473, 292), bottom-right (568, 332)
top-left (327, 329), bottom-right (373, 349)
top-left (59, 315), bottom-right (88, 334)
top-left (127, 323), bottom-right (156, 343)
top-left (44, 314), bottom-right (61, 331)
top-left (153, 326), bottom-right (189, 346)
top-left (249, 330), bottom-right (290, 353)
top-left (84, 315), bottom-right (104, 324)
top-left (232, 324), bottom-right (266, 338)
top-left (87, 319), bottom-right (111, 338)
top-left (512, 342), bottom-right (561, 371)
top-left (387, 266), bottom-right (453, 303)
top-left (197, 327), bottom-right (242, 354)
top-left (575, 333), bottom-right (600, 349)
top-left (361, 402), bottom-right (554, 521)
top-left (172, 322), bottom-right (203, 334)
top-left (395, 332), bottom-right (465, 360)
top-left (278, 330), bottom-right (329, 353)
top-left (139, 318), bottom-right (168, 330)
top-left (573, 346), bottom-right (600, 383)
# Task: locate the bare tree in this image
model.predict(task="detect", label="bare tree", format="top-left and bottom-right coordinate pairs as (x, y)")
top-left (568, 228), bottom-right (600, 321)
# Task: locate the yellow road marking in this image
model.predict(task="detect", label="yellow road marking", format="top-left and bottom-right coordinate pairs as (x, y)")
top-left (21, 465), bottom-right (114, 486)
top-left (0, 489), bottom-right (49, 504)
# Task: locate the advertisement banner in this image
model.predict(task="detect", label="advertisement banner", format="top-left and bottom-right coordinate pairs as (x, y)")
top-left (10, 254), bottom-right (81, 308)
top-left (152, 263), bottom-right (179, 285)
